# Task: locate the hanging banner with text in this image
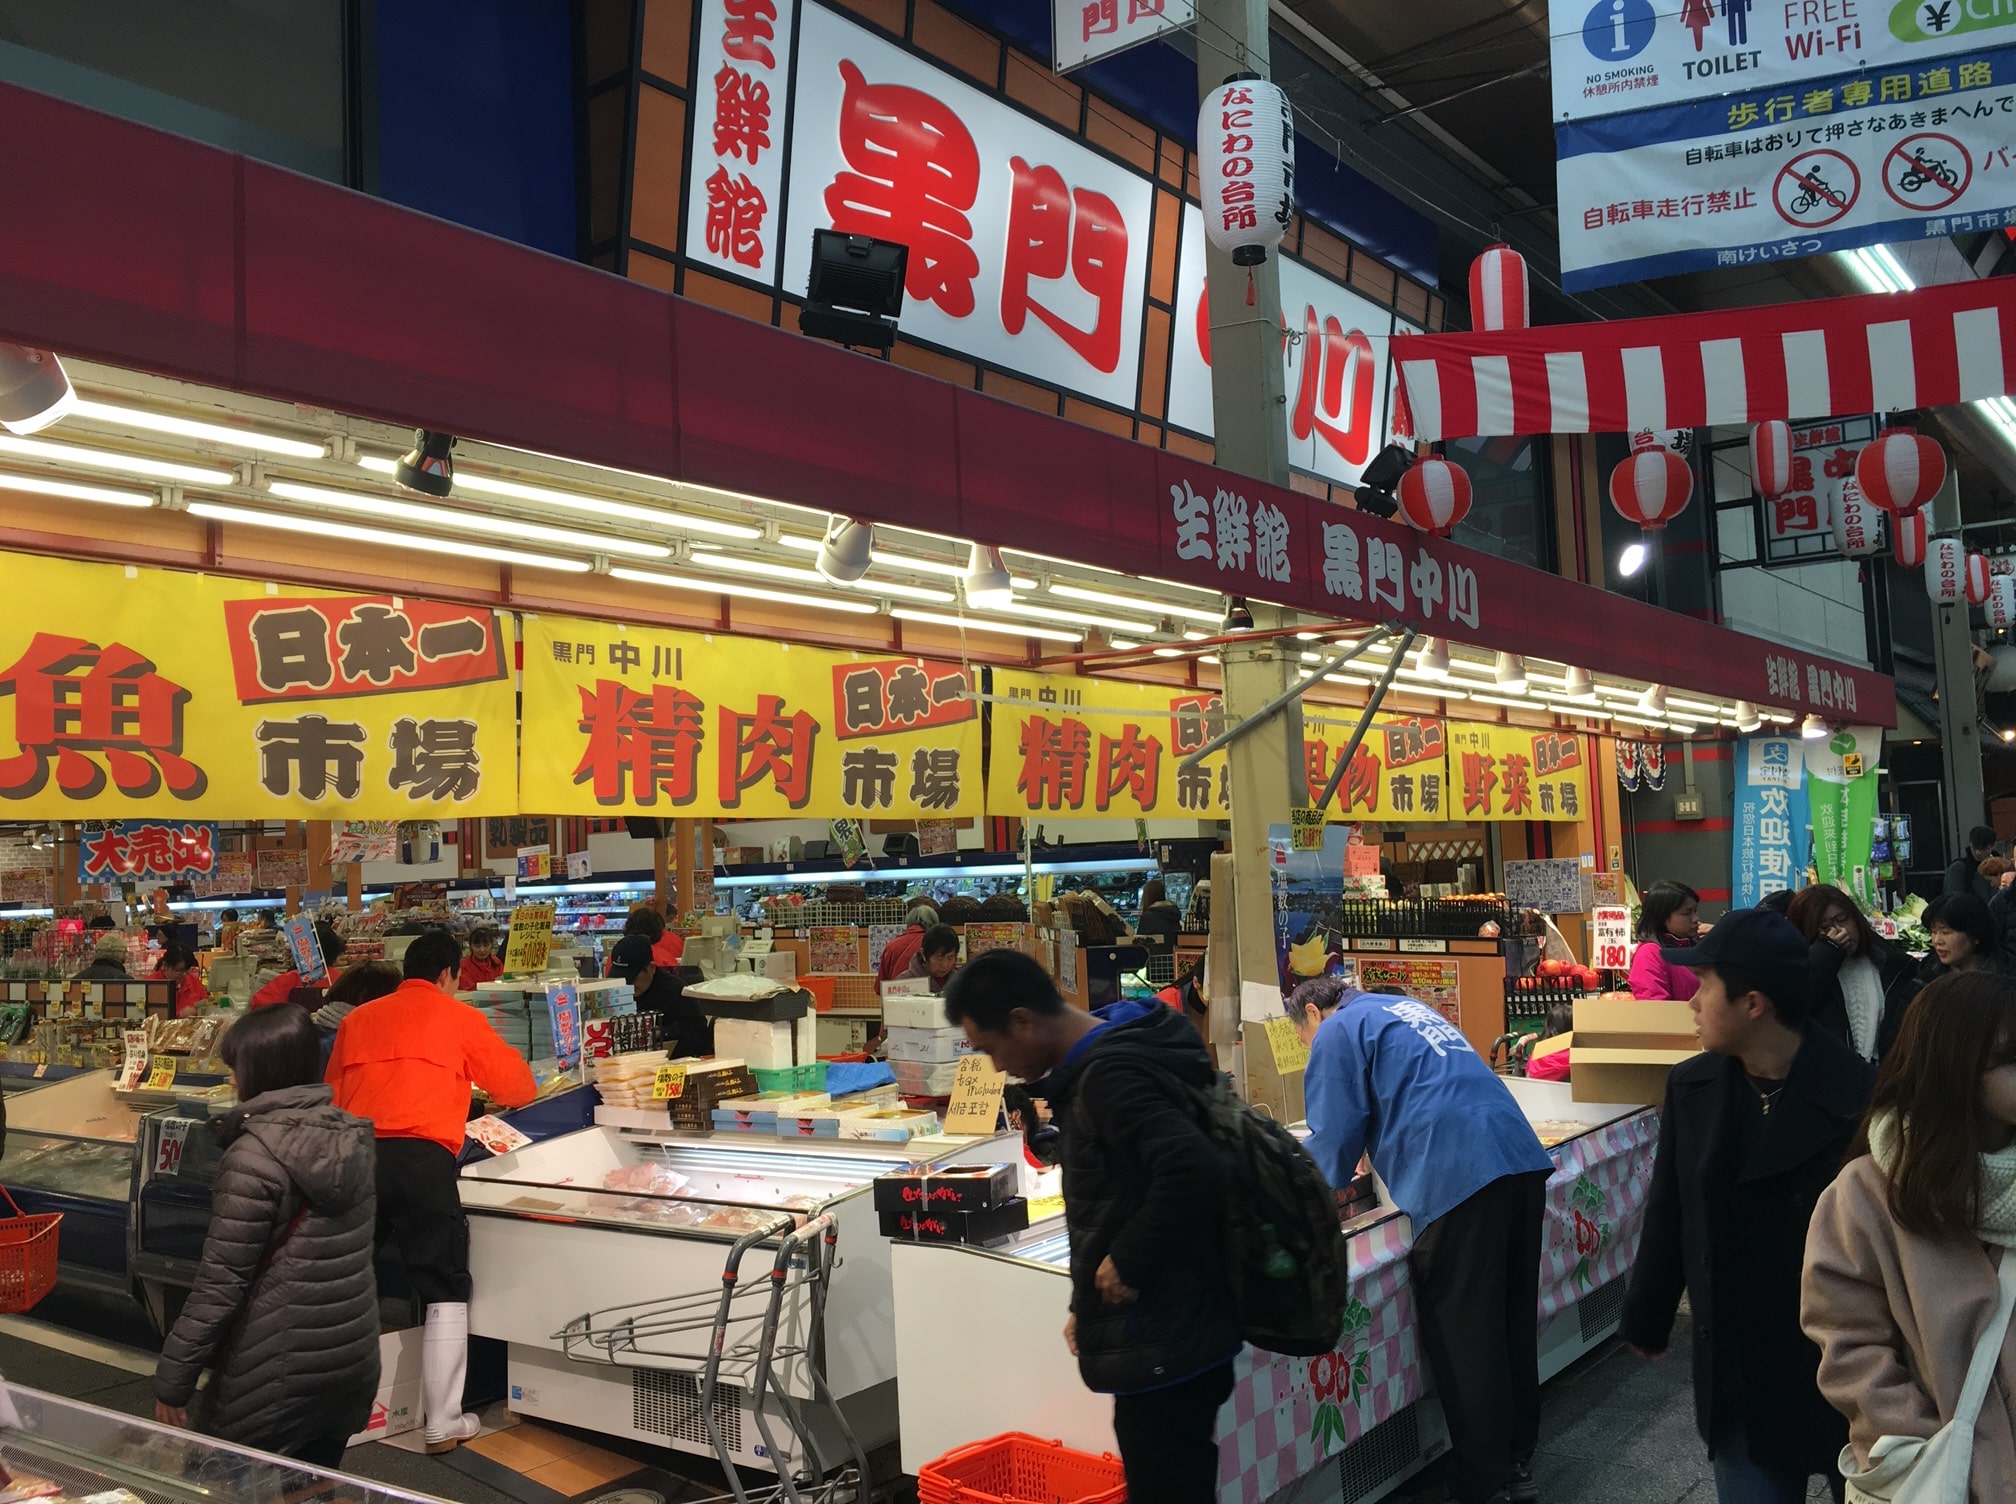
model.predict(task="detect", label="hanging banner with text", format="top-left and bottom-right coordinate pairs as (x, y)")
top-left (1807, 724), bottom-right (1882, 908)
top-left (1732, 732), bottom-right (1813, 909)
top-left (1557, 45), bottom-right (2016, 290)
top-left (520, 615), bottom-right (984, 818)
top-left (1442, 723), bottom-right (1592, 823)
top-left (77, 821), bottom-right (221, 883)
top-left (0, 554), bottom-right (517, 818)
top-left (1301, 712), bottom-right (1454, 823)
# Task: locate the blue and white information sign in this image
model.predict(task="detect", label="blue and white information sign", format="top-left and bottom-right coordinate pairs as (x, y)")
top-left (1732, 734), bottom-right (1811, 910)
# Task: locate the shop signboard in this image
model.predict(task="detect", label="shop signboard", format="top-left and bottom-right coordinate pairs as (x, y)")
top-left (1807, 724), bottom-right (1882, 907)
top-left (1305, 713), bottom-right (1453, 823)
top-left (684, 0), bottom-right (800, 288)
top-left (1761, 415), bottom-right (1879, 563)
top-left (1551, 0), bottom-right (1995, 123)
top-left (0, 555), bottom-right (516, 818)
top-left (521, 615), bottom-right (983, 818)
top-left (327, 821), bottom-right (398, 865)
top-left (1556, 46), bottom-right (2016, 291)
top-left (1732, 732), bottom-right (1812, 909)
top-left (1053, 0), bottom-right (1192, 71)
top-left (1440, 724), bottom-right (1591, 824)
top-left (76, 822), bottom-right (219, 883)
top-left (1356, 958), bottom-right (1462, 1028)
top-left (987, 669), bottom-right (1227, 818)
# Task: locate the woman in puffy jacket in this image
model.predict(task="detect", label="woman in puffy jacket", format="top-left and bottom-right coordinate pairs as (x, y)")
top-left (153, 1004), bottom-right (380, 1467)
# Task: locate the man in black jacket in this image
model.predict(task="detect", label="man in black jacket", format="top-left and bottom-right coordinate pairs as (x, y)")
top-left (1944, 823), bottom-right (1998, 901)
top-left (946, 950), bottom-right (1241, 1504)
top-left (1620, 907), bottom-right (1874, 1503)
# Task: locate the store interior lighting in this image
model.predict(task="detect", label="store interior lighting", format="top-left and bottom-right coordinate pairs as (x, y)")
top-left (684, 547), bottom-right (955, 603)
top-left (394, 429), bottom-right (456, 496)
top-left (1416, 637), bottom-right (1450, 679)
top-left (816, 516), bottom-right (874, 583)
top-left (889, 608), bottom-right (1082, 643)
top-left (69, 398), bottom-right (328, 457)
top-left (1563, 666), bottom-right (1596, 702)
top-left (1617, 542), bottom-right (1648, 578)
top-left (0, 346), bottom-right (75, 435)
top-left (189, 500), bottom-right (591, 572)
top-left (1802, 713), bottom-right (1830, 739)
top-left (1735, 700), bottom-right (1763, 732)
top-left (1048, 581), bottom-right (1220, 623)
top-left (963, 544), bottom-right (1013, 608)
top-left (1494, 651), bottom-right (1528, 693)
top-left (265, 480), bottom-right (673, 559)
top-left (1223, 596), bottom-right (1255, 632)
top-left (610, 565), bottom-right (878, 613)
top-left (0, 470), bottom-right (154, 509)
top-left (0, 433), bottom-right (233, 486)
top-left (1637, 683), bottom-right (1667, 715)
top-left (360, 455), bottom-right (765, 540)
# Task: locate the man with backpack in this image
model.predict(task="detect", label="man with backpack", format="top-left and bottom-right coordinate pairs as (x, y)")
top-left (945, 950), bottom-right (1244, 1504)
top-left (1291, 974), bottom-right (1555, 1504)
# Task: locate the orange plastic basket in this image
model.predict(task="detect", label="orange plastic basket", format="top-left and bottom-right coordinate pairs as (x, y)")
top-left (918, 1433), bottom-right (1127, 1504)
top-left (0, 1187), bottom-right (62, 1315)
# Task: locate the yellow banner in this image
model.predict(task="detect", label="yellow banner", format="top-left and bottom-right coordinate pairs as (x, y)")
top-left (0, 554), bottom-right (517, 818)
top-left (519, 614), bottom-right (984, 818)
top-left (987, 670), bottom-right (1229, 818)
top-left (1443, 723), bottom-right (1590, 823)
top-left (1301, 711), bottom-right (1452, 823)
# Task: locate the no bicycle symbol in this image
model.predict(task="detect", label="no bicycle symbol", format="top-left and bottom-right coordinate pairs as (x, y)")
top-left (1774, 150), bottom-right (1858, 228)
top-left (1883, 133), bottom-right (1970, 212)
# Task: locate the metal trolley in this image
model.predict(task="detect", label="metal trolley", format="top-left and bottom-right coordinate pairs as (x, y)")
top-left (556, 1211), bottom-right (869, 1504)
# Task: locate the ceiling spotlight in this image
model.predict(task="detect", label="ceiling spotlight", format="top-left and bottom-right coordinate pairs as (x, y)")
top-left (1735, 699), bottom-right (1762, 732)
top-left (0, 345), bottom-right (75, 435)
top-left (1563, 666), bottom-right (1597, 702)
top-left (1618, 541), bottom-right (1648, 578)
top-left (2003, 727), bottom-right (2016, 745)
top-left (963, 543), bottom-right (1013, 609)
top-left (816, 515), bottom-right (873, 583)
top-left (801, 229), bottom-right (908, 352)
top-left (1417, 637), bottom-right (1450, 680)
top-left (1637, 683), bottom-right (1667, 715)
top-left (395, 429), bottom-right (456, 496)
top-left (1494, 651), bottom-right (1528, 693)
top-left (1801, 713), bottom-right (1830, 740)
top-left (1223, 596), bottom-right (1255, 633)
top-left (1351, 443), bottom-right (1413, 520)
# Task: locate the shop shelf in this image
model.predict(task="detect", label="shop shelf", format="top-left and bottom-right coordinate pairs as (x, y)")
top-left (919, 1432), bottom-right (1126, 1504)
top-left (750, 1061), bottom-right (829, 1095)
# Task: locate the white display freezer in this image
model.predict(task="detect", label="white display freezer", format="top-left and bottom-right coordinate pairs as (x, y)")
top-left (460, 1123), bottom-right (1019, 1472)
top-left (891, 1084), bottom-right (1657, 1504)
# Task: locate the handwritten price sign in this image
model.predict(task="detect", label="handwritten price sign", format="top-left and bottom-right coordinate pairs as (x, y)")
top-left (1592, 906), bottom-right (1632, 972)
top-left (652, 1064), bottom-right (688, 1101)
top-left (154, 1118), bottom-right (191, 1176)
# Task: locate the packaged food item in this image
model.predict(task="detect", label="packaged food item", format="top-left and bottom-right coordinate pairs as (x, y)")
top-left (601, 1162), bottom-right (692, 1196)
top-left (871, 1163), bottom-right (1017, 1217)
top-left (878, 1197), bottom-right (1030, 1247)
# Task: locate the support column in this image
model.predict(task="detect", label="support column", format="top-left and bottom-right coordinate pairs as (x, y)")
top-left (1932, 470), bottom-right (1987, 847)
top-left (670, 819), bottom-right (698, 926)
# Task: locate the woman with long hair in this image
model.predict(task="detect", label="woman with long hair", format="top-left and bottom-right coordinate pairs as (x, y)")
top-left (1628, 880), bottom-right (1701, 1001)
top-left (1787, 883), bottom-right (1920, 1064)
top-left (1802, 971), bottom-right (2016, 1500)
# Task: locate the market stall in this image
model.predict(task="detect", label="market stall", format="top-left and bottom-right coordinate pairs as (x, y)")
top-left (890, 1082), bottom-right (1657, 1504)
top-left (0, 1070), bottom-right (150, 1293)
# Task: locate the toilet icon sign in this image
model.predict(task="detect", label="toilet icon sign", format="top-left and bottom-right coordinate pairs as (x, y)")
top-left (1582, 0), bottom-right (1656, 61)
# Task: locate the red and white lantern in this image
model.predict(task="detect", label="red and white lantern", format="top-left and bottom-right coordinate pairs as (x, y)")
top-left (1892, 506), bottom-right (1929, 568)
top-left (1468, 244), bottom-right (1529, 332)
top-left (1832, 478), bottom-right (1882, 557)
top-left (1199, 78), bottom-right (1294, 267)
top-left (1989, 575), bottom-right (2016, 630)
top-left (1968, 551), bottom-right (1993, 605)
top-left (1395, 457), bottom-right (1473, 537)
top-left (1926, 536), bottom-right (1965, 601)
top-left (1750, 420), bottom-right (1794, 499)
top-left (1609, 447), bottom-right (1694, 531)
top-left (1854, 426), bottom-right (1948, 514)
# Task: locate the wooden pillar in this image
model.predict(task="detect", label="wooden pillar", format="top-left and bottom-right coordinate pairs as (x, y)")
top-left (283, 820), bottom-right (303, 915)
top-left (305, 820), bottom-right (334, 900)
top-left (670, 819), bottom-right (697, 928)
top-left (653, 833), bottom-right (672, 915)
top-left (53, 822), bottom-right (80, 909)
top-left (346, 861), bottom-right (364, 912)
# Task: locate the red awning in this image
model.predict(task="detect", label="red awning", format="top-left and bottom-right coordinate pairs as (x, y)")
top-left (0, 81), bottom-right (1896, 725)
top-left (1394, 279), bottom-right (2016, 442)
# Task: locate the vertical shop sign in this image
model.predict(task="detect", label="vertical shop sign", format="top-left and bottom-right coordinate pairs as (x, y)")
top-left (1732, 733), bottom-right (1811, 909)
top-left (282, 913), bottom-right (329, 985)
top-left (546, 981), bottom-right (582, 1071)
top-left (1053, 0), bottom-right (1192, 72)
top-left (687, 0), bottom-right (800, 284)
top-left (1806, 725), bottom-right (1882, 908)
top-left (1761, 416), bottom-right (1877, 562)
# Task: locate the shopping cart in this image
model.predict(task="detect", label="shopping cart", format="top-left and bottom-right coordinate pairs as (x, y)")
top-left (555, 1212), bottom-right (868, 1504)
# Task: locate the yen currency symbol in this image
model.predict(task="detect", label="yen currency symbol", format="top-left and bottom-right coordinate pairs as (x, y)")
top-left (1883, 133), bottom-right (1970, 211)
top-left (1774, 149), bottom-right (1859, 228)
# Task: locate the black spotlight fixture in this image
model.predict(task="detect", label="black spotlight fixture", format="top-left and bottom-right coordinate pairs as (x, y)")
top-left (395, 429), bottom-right (456, 496)
top-left (1351, 441), bottom-right (1414, 520)
top-left (1223, 595), bottom-right (1255, 633)
top-left (800, 230), bottom-right (908, 353)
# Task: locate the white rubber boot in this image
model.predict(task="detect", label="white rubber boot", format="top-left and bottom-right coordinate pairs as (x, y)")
top-left (421, 1302), bottom-right (482, 1453)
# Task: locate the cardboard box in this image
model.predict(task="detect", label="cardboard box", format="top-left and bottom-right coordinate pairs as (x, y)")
top-left (871, 1162), bottom-right (1017, 1217)
top-left (879, 1196), bottom-right (1029, 1247)
top-left (1568, 997), bottom-right (1699, 1104)
top-left (883, 1025), bottom-right (972, 1064)
top-left (347, 1326), bottom-right (423, 1448)
top-left (837, 1106), bottom-right (940, 1141)
top-left (882, 991), bottom-right (948, 1030)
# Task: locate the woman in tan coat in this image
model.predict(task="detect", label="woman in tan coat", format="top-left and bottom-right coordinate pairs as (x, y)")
top-left (1802, 970), bottom-right (2016, 1501)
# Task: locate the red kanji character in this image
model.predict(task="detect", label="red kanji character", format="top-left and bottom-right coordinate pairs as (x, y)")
top-left (720, 695), bottom-right (819, 808)
top-left (824, 60), bottom-right (980, 317)
top-left (713, 66), bottom-right (773, 165)
top-left (1291, 306), bottom-right (1378, 468)
top-left (1500, 753), bottom-right (1532, 817)
top-left (0, 633), bottom-right (205, 801)
top-left (1339, 746), bottom-right (1381, 814)
top-left (722, 0), bottom-right (778, 67)
top-left (704, 167), bottom-right (768, 268)
top-left (1460, 752), bottom-right (1497, 816)
top-left (1772, 494), bottom-right (1820, 533)
top-left (123, 824), bottom-right (183, 876)
top-left (1001, 157), bottom-right (1128, 374)
top-left (82, 826), bottom-right (128, 877)
top-left (1127, 0), bottom-right (1164, 19)
top-left (1822, 445), bottom-right (1856, 480)
top-left (1304, 740), bottom-right (1329, 805)
top-left (1095, 724), bottom-right (1162, 810)
top-left (1016, 715), bottom-right (1091, 810)
top-left (1082, 0), bottom-right (1117, 38)
top-left (572, 680), bottom-right (705, 806)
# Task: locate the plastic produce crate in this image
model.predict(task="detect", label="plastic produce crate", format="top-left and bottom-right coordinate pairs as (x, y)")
top-left (750, 1060), bottom-right (829, 1094)
top-left (919, 1432), bottom-right (1127, 1504)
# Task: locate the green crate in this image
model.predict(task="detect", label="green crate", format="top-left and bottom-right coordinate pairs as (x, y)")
top-left (750, 1061), bottom-right (829, 1095)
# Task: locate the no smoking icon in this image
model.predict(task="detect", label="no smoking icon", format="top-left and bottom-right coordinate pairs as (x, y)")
top-left (1774, 150), bottom-right (1859, 228)
top-left (1884, 133), bottom-right (1971, 211)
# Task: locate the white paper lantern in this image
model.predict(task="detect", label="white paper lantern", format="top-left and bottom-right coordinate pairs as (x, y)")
top-left (1199, 76), bottom-right (1294, 267)
top-left (1832, 478), bottom-right (1882, 557)
top-left (1926, 536), bottom-right (1965, 601)
top-left (1989, 575), bottom-right (2016, 630)
top-left (1970, 551), bottom-right (1995, 606)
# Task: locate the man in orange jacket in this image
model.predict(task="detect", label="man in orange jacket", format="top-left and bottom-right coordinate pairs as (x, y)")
top-left (327, 928), bottom-right (535, 1452)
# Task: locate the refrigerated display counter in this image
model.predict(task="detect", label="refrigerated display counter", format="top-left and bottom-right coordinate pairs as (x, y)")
top-left (892, 1083), bottom-right (1657, 1504)
top-left (0, 1070), bottom-right (147, 1293)
top-left (0, 1061), bottom-right (92, 1097)
top-left (460, 1124), bottom-right (1020, 1471)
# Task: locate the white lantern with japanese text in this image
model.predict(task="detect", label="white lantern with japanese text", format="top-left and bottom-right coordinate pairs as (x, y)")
top-left (1395, 457), bottom-right (1472, 537)
top-left (1893, 506), bottom-right (1929, 569)
top-left (1969, 552), bottom-right (1995, 606)
top-left (1199, 77), bottom-right (1293, 266)
top-left (1989, 575), bottom-right (2016, 630)
top-left (1751, 420), bottom-right (1794, 499)
top-left (1832, 478), bottom-right (1882, 558)
top-left (1926, 536), bottom-right (1965, 601)
top-left (1468, 244), bottom-right (1528, 332)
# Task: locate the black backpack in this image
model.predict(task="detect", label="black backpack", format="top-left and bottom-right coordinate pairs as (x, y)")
top-left (1189, 1074), bottom-right (1349, 1356)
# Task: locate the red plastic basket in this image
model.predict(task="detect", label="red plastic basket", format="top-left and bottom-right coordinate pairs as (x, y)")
top-left (0, 1187), bottom-right (61, 1315)
top-left (918, 1432), bottom-right (1127, 1504)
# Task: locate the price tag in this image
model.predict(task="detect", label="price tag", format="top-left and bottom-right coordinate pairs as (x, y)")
top-left (154, 1118), bottom-right (191, 1176)
top-left (1261, 1016), bottom-right (1310, 1074)
top-left (117, 1029), bottom-right (148, 1091)
top-left (1592, 906), bottom-right (1633, 972)
top-left (1290, 807), bottom-right (1325, 852)
top-left (146, 1055), bottom-right (177, 1092)
top-left (942, 1054), bottom-right (1007, 1136)
top-left (652, 1064), bottom-right (688, 1100)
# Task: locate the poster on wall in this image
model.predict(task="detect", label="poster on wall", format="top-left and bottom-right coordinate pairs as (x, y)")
top-left (520, 615), bottom-right (984, 818)
top-left (0, 555), bottom-right (517, 818)
top-left (1732, 733), bottom-right (1813, 909)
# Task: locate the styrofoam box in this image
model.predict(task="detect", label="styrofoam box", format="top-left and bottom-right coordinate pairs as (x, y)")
top-left (714, 1013), bottom-right (816, 1070)
top-left (348, 1326), bottom-right (423, 1447)
top-left (891, 1058), bottom-right (961, 1096)
top-left (883, 1026), bottom-right (973, 1065)
top-left (882, 993), bottom-right (951, 1030)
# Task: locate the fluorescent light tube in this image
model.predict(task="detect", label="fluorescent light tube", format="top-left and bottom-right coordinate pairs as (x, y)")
top-left (610, 566), bottom-right (877, 613)
top-left (0, 470), bottom-right (154, 508)
top-left (890, 609), bottom-right (1082, 643)
top-left (189, 501), bottom-right (591, 571)
top-left (267, 480), bottom-right (670, 559)
top-left (71, 399), bottom-right (326, 458)
top-left (1047, 582), bottom-right (1222, 623)
top-left (0, 434), bottom-right (232, 485)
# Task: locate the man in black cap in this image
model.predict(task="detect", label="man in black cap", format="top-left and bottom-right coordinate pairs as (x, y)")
top-left (1619, 907), bottom-right (1873, 1504)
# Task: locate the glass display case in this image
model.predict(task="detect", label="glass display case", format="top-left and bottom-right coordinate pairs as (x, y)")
top-left (0, 1071), bottom-right (146, 1291)
top-left (0, 1384), bottom-right (439, 1504)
